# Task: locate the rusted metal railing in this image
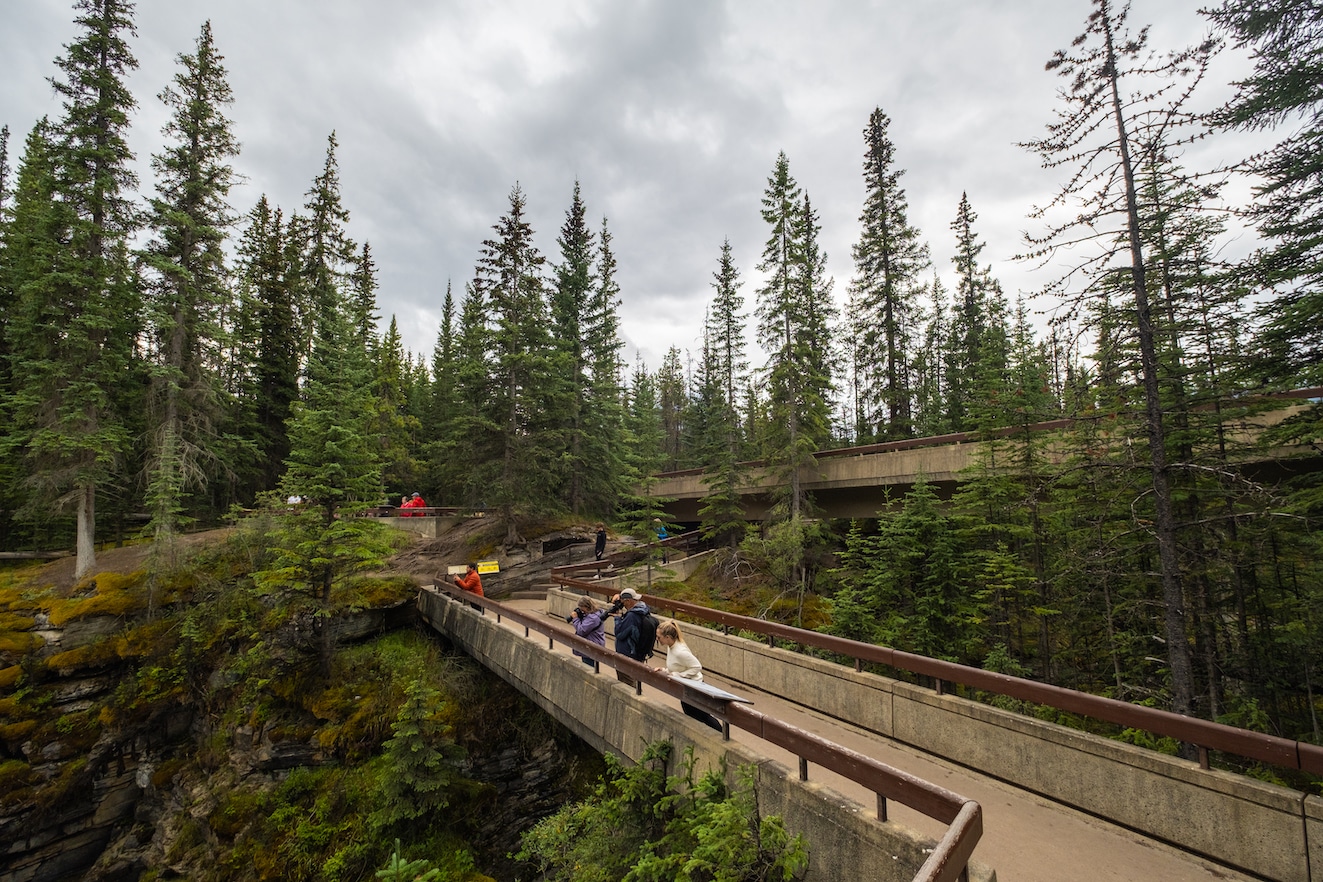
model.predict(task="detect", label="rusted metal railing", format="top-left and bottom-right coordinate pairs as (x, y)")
top-left (553, 576), bottom-right (1323, 777)
top-left (425, 583), bottom-right (982, 882)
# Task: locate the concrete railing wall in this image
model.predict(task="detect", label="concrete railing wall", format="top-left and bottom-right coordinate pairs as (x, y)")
top-left (418, 588), bottom-right (996, 882)
top-left (548, 585), bottom-right (1317, 882)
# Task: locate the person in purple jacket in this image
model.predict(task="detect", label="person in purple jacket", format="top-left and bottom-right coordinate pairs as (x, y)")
top-left (568, 595), bottom-right (607, 665)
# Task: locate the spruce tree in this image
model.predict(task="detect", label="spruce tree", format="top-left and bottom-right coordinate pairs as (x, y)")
top-left (294, 132), bottom-right (357, 359)
top-left (754, 152), bottom-right (821, 522)
top-left (268, 279), bottom-right (387, 671)
top-left (232, 196), bottom-right (299, 496)
top-left (471, 184), bottom-right (555, 544)
top-left (656, 346), bottom-right (688, 471)
top-left (945, 192), bottom-right (1000, 432)
top-left (373, 316), bottom-right (422, 496)
top-left (549, 182), bottom-right (596, 513)
top-left (5, 0), bottom-right (142, 578)
top-left (0, 124), bottom-right (10, 214)
top-left (849, 108), bottom-right (930, 441)
top-left (579, 217), bottom-right (627, 517)
top-left (699, 240), bottom-right (749, 546)
top-left (0, 122), bottom-right (58, 550)
top-left (350, 240), bottom-right (379, 345)
top-left (1208, 0), bottom-right (1323, 386)
top-left (1021, 0), bottom-right (1218, 718)
top-left (448, 282), bottom-right (495, 507)
top-left (140, 20), bottom-right (239, 554)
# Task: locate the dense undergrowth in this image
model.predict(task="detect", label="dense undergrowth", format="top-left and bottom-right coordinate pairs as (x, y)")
top-left (515, 741), bottom-right (807, 882)
top-left (1, 517), bottom-right (818, 881)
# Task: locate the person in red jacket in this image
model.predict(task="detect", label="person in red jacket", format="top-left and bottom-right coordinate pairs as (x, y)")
top-left (399, 491), bottom-right (426, 516)
top-left (453, 562), bottom-right (483, 597)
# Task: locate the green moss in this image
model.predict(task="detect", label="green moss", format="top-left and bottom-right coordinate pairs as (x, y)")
top-left (0, 759), bottom-right (37, 808)
top-left (0, 719), bottom-right (38, 744)
top-left (46, 640), bottom-right (121, 673)
top-left (0, 630), bottom-right (43, 654)
top-left (0, 612), bottom-right (36, 631)
top-left (47, 571), bottom-right (148, 626)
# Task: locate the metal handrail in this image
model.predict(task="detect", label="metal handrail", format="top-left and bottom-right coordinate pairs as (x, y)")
top-left (553, 577), bottom-right (1323, 777)
top-left (424, 583), bottom-right (982, 882)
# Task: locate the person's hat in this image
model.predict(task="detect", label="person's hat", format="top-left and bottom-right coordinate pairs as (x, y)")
top-left (411, 492), bottom-right (421, 497)
top-left (619, 588), bottom-right (641, 600)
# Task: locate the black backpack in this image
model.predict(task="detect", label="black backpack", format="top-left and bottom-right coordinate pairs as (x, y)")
top-left (634, 610), bottom-right (660, 660)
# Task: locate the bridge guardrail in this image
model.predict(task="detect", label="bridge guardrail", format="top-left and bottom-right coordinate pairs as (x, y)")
top-left (650, 385), bottom-right (1323, 480)
top-left (427, 582), bottom-right (983, 882)
top-left (554, 576), bottom-right (1323, 778)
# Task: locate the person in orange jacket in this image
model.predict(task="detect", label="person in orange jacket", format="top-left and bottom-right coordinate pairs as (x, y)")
top-left (453, 562), bottom-right (483, 596)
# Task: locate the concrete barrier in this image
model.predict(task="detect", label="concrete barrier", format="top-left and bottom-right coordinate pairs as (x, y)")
top-left (546, 588), bottom-right (1314, 882)
top-left (418, 588), bottom-right (996, 882)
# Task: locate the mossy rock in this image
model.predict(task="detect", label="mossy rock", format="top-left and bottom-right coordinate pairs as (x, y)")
top-left (0, 718), bottom-right (39, 744)
top-left (46, 639), bottom-right (121, 674)
top-left (0, 630), bottom-right (44, 655)
top-left (0, 665), bottom-right (22, 689)
top-left (0, 612), bottom-right (36, 632)
top-left (47, 570), bottom-right (148, 626)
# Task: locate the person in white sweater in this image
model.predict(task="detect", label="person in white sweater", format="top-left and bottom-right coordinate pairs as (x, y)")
top-left (653, 620), bottom-right (721, 731)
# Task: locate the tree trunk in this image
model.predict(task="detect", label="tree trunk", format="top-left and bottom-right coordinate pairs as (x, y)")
top-left (1102, 6), bottom-right (1194, 718)
top-left (74, 482), bottom-right (96, 581)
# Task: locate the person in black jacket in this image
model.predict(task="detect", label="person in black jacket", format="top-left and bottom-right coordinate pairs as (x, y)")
top-left (610, 588), bottom-right (653, 685)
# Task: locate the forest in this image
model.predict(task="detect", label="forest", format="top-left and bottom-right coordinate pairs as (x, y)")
top-left (1, 0), bottom-right (1321, 758)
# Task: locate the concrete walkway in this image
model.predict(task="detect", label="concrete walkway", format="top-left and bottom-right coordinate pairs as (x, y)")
top-left (498, 597), bottom-right (1258, 882)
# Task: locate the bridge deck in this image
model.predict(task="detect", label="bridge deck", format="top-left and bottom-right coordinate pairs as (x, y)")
top-left (500, 597), bottom-right (1258, 882)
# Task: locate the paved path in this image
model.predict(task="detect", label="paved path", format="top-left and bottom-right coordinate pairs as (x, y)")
top-left (497, 597), bottom-right (1257, 882)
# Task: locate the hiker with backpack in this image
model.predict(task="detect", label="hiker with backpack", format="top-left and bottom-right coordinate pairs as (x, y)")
top-left (609, 588), bottom-right (657, 686)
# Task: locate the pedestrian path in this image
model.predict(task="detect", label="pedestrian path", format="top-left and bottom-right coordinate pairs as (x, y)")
top-left (500, 597), bottom-right (1258, 882)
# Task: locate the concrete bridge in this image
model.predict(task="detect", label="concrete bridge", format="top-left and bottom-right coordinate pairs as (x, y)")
top-left (417, 580), bottom-right (1323, 882)
top-left (649, 390), bottom-right (1323, 521)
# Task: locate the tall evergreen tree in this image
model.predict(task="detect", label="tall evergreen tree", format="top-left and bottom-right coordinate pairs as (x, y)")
top-left (0, 122), bottom-right (58, 550)
top-left (373, 315), bottom-right (422, 496)
top-left (579, 217), bottom-right (627, 517)
top-left (0, 124), bottom-right (10, 213)
top-left (1208, 0), bottom-right (1323, 387)
top-left (232, 196), bottom-right (299, 496)
top-left (656, 346), bottom-right (688, 471)
top-left (5, 0), bottom-right (142, 578)
top-left (549, 182), bottom-right (596, 513)
top-left (699, 240), bottom-right (749, 546)
top-left (945, 192), bottom-right (999, 432)
top-left (267, 282), bottom-right (386, 672)
top-left (139, 20), bottom-right (239, 555)
top-left (754, 152), bottom-right (828, 523)
top-left (472, 184), bottom-right (554, 544)
top-left (1022, 0), bottom-right (1218, 718)
top-left (349, 240), bottom-right (379, 346)
top-left (849, 108), bottom-right (930, 441)
top-left (294, 132), bottom-right (357, 359)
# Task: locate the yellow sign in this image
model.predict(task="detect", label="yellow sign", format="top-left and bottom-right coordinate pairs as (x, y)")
top-left (448, 561), bottom-right (499, 576)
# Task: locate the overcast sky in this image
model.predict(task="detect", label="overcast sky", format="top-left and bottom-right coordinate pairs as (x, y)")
top-left (2, 1), bottom-right (1265, 371)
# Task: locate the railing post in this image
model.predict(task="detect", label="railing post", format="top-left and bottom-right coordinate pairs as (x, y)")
top-left (877, 793), bottom-right (887, 822)
top-left (798, 757), bottom-right (808, 781)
